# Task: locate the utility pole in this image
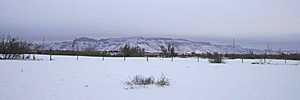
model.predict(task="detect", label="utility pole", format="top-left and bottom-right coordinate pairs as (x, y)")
top-left (40, 36), bottom-right (46, 60)
top-left (75, 40), bottom-right (79, 61)
top-left (171, 39), bottom-right (175, 62)
top-left (267, 43), bottom-right (271, 53)
top-left (284, 51), bottom-right (288, 64)
top-left (76, 45), bottom-right (79, 61)
top-left (42, 36), bottom-right (45, 50)
top-left (72, 39), bottom-right (79, 61)
top-left (232, 38), bottom-right (235, 48)
top-left (264, 50), bottom-right (267, 64)
top-left (263, 43), bottom-right (271, 64)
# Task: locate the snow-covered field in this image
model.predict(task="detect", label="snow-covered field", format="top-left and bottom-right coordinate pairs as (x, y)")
top-left (1, 55), bottom-right (300, 100)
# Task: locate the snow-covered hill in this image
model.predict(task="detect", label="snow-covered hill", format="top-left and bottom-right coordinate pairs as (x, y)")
top-left (40, 37), bottom-right (262, 54)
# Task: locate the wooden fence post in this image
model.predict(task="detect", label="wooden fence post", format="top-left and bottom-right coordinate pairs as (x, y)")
top-left (146, 56), bottom-right (149, 62)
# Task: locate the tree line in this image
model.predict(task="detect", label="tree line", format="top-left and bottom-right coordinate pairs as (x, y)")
top-left (119, 44), bottom-right (145, 57)
top-left (1, 35), bottom-right (299, 60)
top-left (0, 36), bottom-right (33, 59)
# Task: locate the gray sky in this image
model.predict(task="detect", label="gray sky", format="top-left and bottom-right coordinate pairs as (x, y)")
top-left (0, 0), bottom-right (299, 49)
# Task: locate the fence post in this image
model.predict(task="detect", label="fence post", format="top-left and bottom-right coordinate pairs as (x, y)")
top-left (263, 52), bottom-right (266, 64)
top-left (50, 55), bottom-right (52, 61)
top-left (146, 56), bottom-right (149, 62)
top-left (49, 49), bottom-right (53, 61)
top-left (242, 55), bottom-right (244, 63)
top-left (285, 54), bottom-right (287, 64)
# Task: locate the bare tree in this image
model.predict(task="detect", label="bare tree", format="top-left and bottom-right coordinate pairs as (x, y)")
top-left (160, 43), bottom-right (176, 58)
top-left (0, 35), bottom-right (31, 60)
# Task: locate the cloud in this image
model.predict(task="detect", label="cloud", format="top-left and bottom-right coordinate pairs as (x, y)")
top-left (0, 0), bottom-right (299, 49)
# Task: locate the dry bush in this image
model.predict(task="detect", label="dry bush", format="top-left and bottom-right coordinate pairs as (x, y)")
top-left (124, 74), bottom-right (170, 89)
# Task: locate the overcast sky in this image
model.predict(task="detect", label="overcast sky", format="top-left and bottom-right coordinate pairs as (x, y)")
top-left (0, 0), bottom-right (299, 49)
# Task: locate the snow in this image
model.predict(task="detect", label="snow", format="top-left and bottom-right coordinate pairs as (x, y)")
top-left (1, 55), bottom-right (300, 100)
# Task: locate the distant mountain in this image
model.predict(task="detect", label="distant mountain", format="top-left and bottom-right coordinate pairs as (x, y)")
top-left (39, 37), bottom-right (264, 54)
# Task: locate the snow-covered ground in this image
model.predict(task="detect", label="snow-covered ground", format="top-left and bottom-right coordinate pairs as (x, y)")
top-left (1, 55), bottom-right (300, 100)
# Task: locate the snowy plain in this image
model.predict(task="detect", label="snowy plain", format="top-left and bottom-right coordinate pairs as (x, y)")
top-left (1, 55), bottom-right (300, 100)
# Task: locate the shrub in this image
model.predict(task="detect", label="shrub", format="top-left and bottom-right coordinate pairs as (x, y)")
top-left (124, 74), bottom-right (170, 89)
top-left (209, 58), bottom-right (224, 63)
top-left (251, 60), bottom-right (271, 64)
top-left (251, 62), bottom-right (260, 64)
top-left (208, 52), bottom-right (224, 63)
top-left (125, 75), bottom-right (155, 86)
top-left (155, 74), bottom-right (170, 87)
